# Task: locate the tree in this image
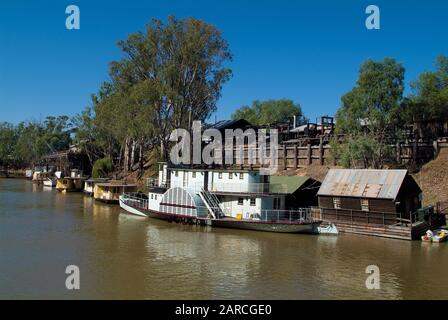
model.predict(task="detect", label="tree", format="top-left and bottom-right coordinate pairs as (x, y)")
top-left (231, 99), bottom-right (306, 126)
top-left (405, 55), bottom-right (448, 132)
top-left (92, 158), bottom-right (114, 178)
top-left (88, 16), bottom-right (232, 172)
top-left (0, 123), bottom-right (17, 167)
top-left (332, 58), bottom-right (405, 168)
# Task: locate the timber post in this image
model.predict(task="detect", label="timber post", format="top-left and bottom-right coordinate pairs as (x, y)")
top-left (283, 144), bottom-right (287, 170)
top-left (413, 140), bottom-right (418, 164)
top-left (307, 144), bottom-right (312, 165)
top-left (433, 140), bottom-right (439, 159)
top-left (396, 142), bottom-right (401, 164)
top-left (319, 137), bottom-right (324, 165)
top-left (293, 145), bottom-right (298, 169)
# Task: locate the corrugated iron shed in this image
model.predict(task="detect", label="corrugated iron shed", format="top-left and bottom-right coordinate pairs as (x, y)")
top-left (317, 169), bottom-right (408, 200)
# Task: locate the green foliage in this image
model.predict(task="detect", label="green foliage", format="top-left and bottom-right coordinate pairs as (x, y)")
top-left (406, 55), bottom-right (448, 122)
top-left (85, 15), bottom-right (232, 168)
top-left (231, 99), bottom-right (306, 126)
top-left (0, 117), bottom-right (72, 168)
top-left (92, 158), bottom-right (114, 178)
top-left (0, 123), bottom-right (18, 167)
top-left (334, 58), bottom-right (405, 168)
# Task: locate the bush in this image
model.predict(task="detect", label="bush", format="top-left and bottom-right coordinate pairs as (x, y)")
top-left (92, 158), bottom-right (113, 178)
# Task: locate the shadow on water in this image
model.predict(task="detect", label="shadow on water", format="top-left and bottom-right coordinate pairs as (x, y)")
top-left (0, 179), bottom-right (447, 299)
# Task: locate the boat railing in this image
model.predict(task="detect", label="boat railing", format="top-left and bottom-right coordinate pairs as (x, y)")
top-left (178, 182), bottom-right (288, 194)
top-left (121, 192), bottom-right (148, 210)
top-left (147, 178), bottom-right (159, 187)
top-left (222, 207), bottom-right (314, 223)
top-left (210, 182), bottom-right (288, 194)
top-left (147, 177), bottom-right (170, 189)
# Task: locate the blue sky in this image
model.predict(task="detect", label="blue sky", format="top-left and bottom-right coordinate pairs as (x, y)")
top-left (0, 0), bottom-right (447, 124)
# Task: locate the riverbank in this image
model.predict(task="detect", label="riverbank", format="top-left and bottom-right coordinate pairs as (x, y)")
top-left (0, 169), bottom-right (27, 179)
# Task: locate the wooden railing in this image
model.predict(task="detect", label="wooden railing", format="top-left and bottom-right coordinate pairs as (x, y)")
top-left (319, 207), bottom-right (406, 227)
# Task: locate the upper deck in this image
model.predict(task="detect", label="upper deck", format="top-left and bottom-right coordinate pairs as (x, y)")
top-left (152, 164), bottom-right (289, 195)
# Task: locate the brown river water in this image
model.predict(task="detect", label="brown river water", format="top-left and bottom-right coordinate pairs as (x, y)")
top-left (0, 179), bottom-right (447, 299)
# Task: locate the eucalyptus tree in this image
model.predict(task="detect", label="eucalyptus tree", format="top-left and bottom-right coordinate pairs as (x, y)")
top-left (231, 99), bottom-right (306, 126)
top-left (332, 58), bottom-right (405, 168)
top-left (92, 16), bottom-right (233, 170)
top-left (405, 55), bottom-right (448, 132)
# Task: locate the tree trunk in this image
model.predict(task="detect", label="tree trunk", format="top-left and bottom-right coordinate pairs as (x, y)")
top-left (139, 140), bottom-right (144, 174)
top-left (123, 137), bottom-right (130, 176)
top-left (130, 139), bottom-right (136, 170)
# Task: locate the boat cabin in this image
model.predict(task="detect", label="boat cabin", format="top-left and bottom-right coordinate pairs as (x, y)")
top-left (32, 171), bottom-right (51, 183)
top-left (56, 177), bottom-right (86, 192)
top-left (94, 182), bottom-right (138, 203)
top-left (149, 163), bottom-right (317, 221)
top-left (84, 178), bottom-right (110, 196)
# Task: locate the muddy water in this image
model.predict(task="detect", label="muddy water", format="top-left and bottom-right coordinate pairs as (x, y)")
top-left (0, 179), bottom-right (447, 299)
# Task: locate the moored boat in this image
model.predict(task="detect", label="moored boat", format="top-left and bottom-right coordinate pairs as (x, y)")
top-left (315, 222), bottom-right (339, 235)
top-left (83, 178), bottom-right (109, 196)
top-left (43, 178), bottom-right (56, 188)
top-left (119, 163), bottom-right (321, 233)
top-left (94, 181), bottom-right (137, 204)
top-left (56, 169), bottom-right (88, 193)
top-left (211, 216), bottom-right (318, 233)
top-left (421, 229), bottom-right (448, 243)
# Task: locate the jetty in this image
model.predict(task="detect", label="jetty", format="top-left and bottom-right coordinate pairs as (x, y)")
top-left (314, 169), bottom-right (445, 240)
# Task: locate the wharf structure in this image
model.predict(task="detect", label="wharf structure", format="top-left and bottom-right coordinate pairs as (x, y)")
top-left (315, 169), bottom-right (445, 240)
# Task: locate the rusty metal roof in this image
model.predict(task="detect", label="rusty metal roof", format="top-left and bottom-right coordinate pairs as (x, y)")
top-left (317, 169), bottom-right (408, 200)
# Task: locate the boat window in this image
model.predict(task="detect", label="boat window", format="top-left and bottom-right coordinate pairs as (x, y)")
top-left (151, 194), bottom-right (154, 199)
top-left (239, 173), bottom-right (244, 180)
top-left (218, 172), bottom-right (223, 179)
top-left (175, 171), bottom-right (178, 177)
top-left (192, 172), bottom-right (196, 178)
top-left (333, 197), bottom-right (341, 209)
top-left (273, 197), bottom-right (280, 209)
top-left (250, 198), bottom-right (256, 206)
top-left (238, 198), bottom-right (244, 205)
top-left (155, 195), bottom-right (157, 200)
top-left (229, 173), bottom-right (233, 179)
top-left (361, 199), bottom-right (369, 212)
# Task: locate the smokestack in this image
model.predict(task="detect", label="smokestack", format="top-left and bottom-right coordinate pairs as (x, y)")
top-left (293, 115), bottom-right (297, 129)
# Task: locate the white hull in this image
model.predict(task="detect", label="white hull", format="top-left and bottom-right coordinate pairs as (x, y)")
top-left (316, 223), bottom-right (339, 235)
top-left (43, 179), bottom-right (56, 187)
top-left (119, 196), bottom-right (148, 217)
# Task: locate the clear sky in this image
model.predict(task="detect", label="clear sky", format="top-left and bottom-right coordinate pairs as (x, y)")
top-left (0, 0), bottom-right (447, 124)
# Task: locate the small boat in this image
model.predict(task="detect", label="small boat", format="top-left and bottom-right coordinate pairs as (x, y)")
top-left (315, 222), bottom-right (338, 235)
top-left (43, 178), bottom-right (56, 187)
top-left (421, 229), bottom-right (448, 243)
top-left (119, 193), bottom-right (149, 217)
top-left (432, 229), bottom-right (448, 243)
